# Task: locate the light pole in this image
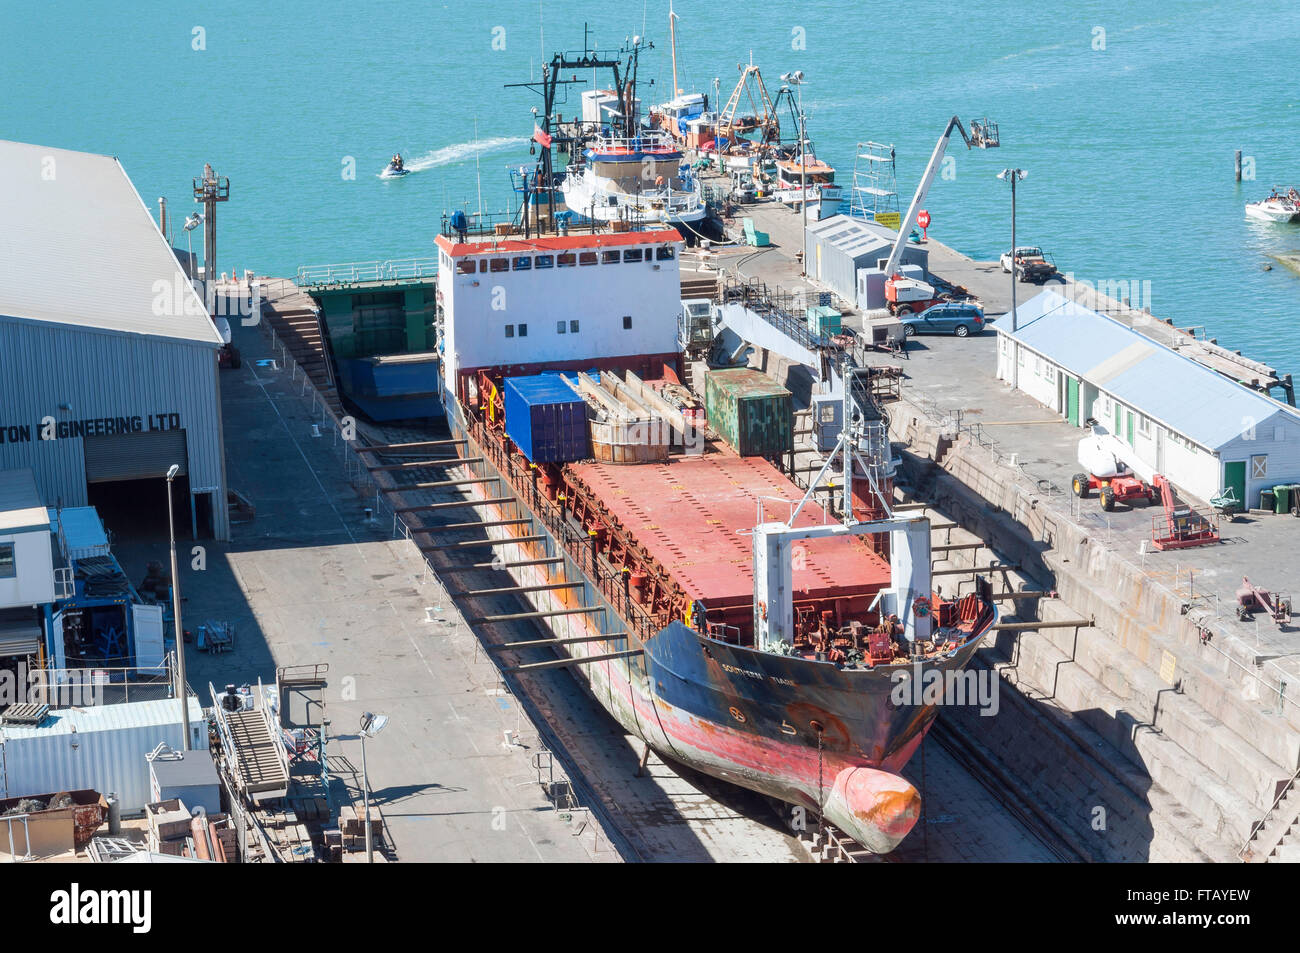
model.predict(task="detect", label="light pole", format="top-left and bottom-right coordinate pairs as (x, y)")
top-left (165, 464), bottom-right (190, 751)
top-left (998, 168), bottom-right (1027, 389)
top-left (183, 213), bottom-right (203, 282)
top-left (781, 71), bottom-right (807, 275)
top-left (359, 711), bottom-right (388, 863)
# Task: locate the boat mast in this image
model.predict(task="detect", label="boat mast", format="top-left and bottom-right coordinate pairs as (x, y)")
top-left (669, 2), bottom-right (680, 96)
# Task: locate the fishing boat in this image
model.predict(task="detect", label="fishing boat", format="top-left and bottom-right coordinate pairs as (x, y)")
top-left (559, 130), bottom-right (708, 231)
top-left (774, 148), bottom-right (844, 218)
top-left (1246, 188), bottom-right (1300, 223)
top-left (427, 223), bottom-right (999, 853)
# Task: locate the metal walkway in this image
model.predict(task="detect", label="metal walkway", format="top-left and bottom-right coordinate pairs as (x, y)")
top-left (222, 703), bottom-right (290, 802)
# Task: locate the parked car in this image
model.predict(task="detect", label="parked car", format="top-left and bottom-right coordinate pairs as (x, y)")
top-left (901, 302), bottom-right (986, 337)
top-left (999, 245), bottom-right (1058, 283)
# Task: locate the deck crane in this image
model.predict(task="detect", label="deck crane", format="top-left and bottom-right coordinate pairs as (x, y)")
top-left (882, 117), bottom-right (999, 314)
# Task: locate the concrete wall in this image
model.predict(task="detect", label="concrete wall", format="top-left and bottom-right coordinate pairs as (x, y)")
top-left (893, 399), bottom-right (1300, 860)
top-left (0, 318), bottom-right (227, 540)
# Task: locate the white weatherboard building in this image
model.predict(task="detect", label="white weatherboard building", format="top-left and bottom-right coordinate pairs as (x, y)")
top-left (994, 291), bottom-right (1300, 507)
top-left (0, 140), bottom-right (229, 539)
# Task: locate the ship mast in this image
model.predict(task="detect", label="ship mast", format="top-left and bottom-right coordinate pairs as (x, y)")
top-left (669, 2), bottom-right (680, 96)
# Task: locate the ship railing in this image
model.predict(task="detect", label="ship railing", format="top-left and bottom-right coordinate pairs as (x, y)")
top-left (295, 257), bottom-right (438, 286)
top-left (721, 275), bottom-right (832, 353)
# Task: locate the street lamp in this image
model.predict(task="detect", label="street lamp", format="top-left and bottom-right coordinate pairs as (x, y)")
top-left (997, 168), bottom-right (1027, 388)
top-left (359, 711), bottom-right (389, 863)
top-left (781, 70), bottom-right (807, 275)
top-left (165, 463), bottom-right (190, 751)
top-left (183, 213), bottom-right (203, 283)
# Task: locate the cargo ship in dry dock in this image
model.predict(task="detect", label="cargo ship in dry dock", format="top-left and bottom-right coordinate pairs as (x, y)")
top-left (430, 224), bottom-right (997, 853)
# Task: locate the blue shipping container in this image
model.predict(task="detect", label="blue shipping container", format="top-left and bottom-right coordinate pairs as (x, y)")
top-left (503, 374), bottom-right (590, 463)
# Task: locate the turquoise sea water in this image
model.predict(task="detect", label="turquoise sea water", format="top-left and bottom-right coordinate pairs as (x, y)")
top-left (3, 1), bottom-right (1298, 377)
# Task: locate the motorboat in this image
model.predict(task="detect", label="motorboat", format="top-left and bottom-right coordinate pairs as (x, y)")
top-left (1246, 188), bottom-right (1299, 223)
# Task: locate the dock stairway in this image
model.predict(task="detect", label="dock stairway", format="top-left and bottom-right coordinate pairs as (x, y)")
top-left (261, 297), bottom-right (345, 417)
top-left (1240, 767), bottom-right (1300, 862)
top-left (211, 683), bottom-right (290, 803)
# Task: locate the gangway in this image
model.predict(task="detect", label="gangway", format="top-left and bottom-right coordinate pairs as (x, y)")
top-left (210, 682), bottom-right (290, 803)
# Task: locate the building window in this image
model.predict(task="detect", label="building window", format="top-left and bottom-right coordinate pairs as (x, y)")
top-left (1045, 364), bottom-right (1056, 383)
top-left (518, 323), bottom-right (527, 337)
top-left (1000, 335), bottom-right (1009, 355)
top-left (557, 252), bottom-right (577, 267)
top-left (656, 246), bottom-right (675, 261)
top-left (505, 325), bottom-right (514, 338)
top-left (1137, 415), bottom-right (1151, 437)
top-left (490, 258), bottom-right (510, 273)
top-left (623, 315), bottom-right (632, 330)
top-left (1017, 348), bottom-right (1025, 367)
top-left (578, 251), bottom-right (598, 266)
top-left (512, 256), bottom-right (532, 271)
top-left (0, 543), bottom-right (14, 579)
top-left (535, 255), bottom-right (554, 269)
top-left (456, 259), bottom-right (476, 275)
top-left (623, 249), bottom-right (644, 263)
top-left (556, 320), bottom-right (566, 334)
top-left (570, 320), bottom-right (580, 333)
top-left (602, 250), bottom-right (621, 264)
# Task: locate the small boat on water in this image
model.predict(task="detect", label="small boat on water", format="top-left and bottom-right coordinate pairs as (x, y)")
top-left (1246, 188), bottom-right (1299, 223)
top-left (380, 154), bottom-right (409, 178)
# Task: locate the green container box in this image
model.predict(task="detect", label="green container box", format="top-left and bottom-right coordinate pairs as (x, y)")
top-left (705, 368), bottom-right (793, 458)
top-left (806, 305), bottom-right (842, 337)
top-left (1274, 484), bottom-right (1291, 515)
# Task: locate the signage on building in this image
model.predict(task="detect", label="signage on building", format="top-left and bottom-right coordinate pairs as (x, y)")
top-left (0, 413), bottom-right (182, 445)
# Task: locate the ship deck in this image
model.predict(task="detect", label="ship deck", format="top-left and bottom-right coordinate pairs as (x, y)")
top-left (568, 444), bottom-right (890, 607)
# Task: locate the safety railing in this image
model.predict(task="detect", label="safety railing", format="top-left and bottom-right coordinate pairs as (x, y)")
top-left (295, 257), bottom-right (438, 286)
top-left (1238, 763), bottom-right (1300, 861)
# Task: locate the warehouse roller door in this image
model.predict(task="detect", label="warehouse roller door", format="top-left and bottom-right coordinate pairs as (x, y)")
top-left (83, 430), bottom-right (188, 483)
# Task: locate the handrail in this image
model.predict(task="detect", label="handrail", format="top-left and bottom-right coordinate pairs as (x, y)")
top-left (1239, 763), bottom-right (1300, 860)
top-left (295, 257), bottom-right (438, 286)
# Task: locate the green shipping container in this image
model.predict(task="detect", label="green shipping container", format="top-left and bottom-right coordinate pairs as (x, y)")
top-left (807, 305), bottom-right (842, 337)
top-left (704, 368), bottom-right (793, 458)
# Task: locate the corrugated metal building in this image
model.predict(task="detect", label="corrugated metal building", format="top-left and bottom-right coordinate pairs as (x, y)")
top-left (805, 215), bottom-right (929, 304)
top-left (0, 140), bottom-right (228, 539)
top-left (0, 697), bottom-right (209, 814)
top-left (994, 291), bottom-right (1300, 506)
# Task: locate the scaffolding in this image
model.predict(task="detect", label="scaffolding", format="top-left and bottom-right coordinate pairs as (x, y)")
top-left (849, 141), bottom-right (900, 227)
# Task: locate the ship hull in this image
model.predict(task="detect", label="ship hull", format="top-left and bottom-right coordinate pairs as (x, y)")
top-left (437, 395), bottom-right (995, 852)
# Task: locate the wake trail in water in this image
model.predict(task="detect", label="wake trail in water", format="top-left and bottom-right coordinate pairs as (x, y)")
top-left (379, 136), bottom-right (529, 177)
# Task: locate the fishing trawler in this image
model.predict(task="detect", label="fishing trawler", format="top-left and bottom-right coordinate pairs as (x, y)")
top-left (427, 221), bottom-right (998, 853)
top-left (559, 129), bottom-right (708, 231)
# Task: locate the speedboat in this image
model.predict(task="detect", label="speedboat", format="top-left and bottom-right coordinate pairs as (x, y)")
top-left (380, 159), bottom-right (409, 179)
top-left (1246, 189), bottom-right (1299, 223)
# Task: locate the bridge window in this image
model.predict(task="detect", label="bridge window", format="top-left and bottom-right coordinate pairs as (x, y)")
top-left (535, 255), bottom-right (554, 269)
top-left (505, 325), bottom-right (514, 338)
top-left (656, 246), bottom-right (675, 261)
top-left (0, 543), bottom-right (14, 578)
top-left (512, 256), bottom-right (532, 270)
top-left (570, 320), bottom-right (580, 333)
top-left (518, 323), bottom-right (528, 337)
top-left (456, 259), bottom-right (476, 275)
top-left (623, 248), bottom-right (644, 263)
top-left (602, 250), bottom-right (621, 264)
top-left (489, 258), bottom-right (510, 273)
top-left (557, 252), bottom-right (577, 267)
top-left (578, 251), bottom-right (598, 266)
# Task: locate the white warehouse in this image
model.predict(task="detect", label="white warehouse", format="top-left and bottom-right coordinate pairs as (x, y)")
top-left (994, 291), bottom-right (1300, 507)
top-left (0, 140), bottom-right (229, 540)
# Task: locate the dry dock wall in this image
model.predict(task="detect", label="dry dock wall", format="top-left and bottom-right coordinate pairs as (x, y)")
top-left (893, 399), bottom-right (1300, 862)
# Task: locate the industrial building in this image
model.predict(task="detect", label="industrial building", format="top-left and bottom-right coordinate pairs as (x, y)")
top-left (804, 214), bottom-right (929, 307)
top-left (994, 291), bottom-right (1300, 506)
top-left (0, 139), bottom-right (229, 541)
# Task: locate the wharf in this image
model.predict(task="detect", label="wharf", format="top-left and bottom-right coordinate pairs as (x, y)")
top-left (716, 196), bottom-right (1300, 665)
